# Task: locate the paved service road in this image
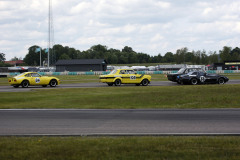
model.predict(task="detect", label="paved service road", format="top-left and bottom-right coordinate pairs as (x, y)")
top-left (1, 80), bottom-right (240, 92)
top-left (0, 109), bottom-right (240, 136)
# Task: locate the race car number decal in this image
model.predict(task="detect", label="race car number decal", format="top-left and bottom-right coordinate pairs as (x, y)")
top-left (200, 76), bottom-right (206, 82)
top-left (35, 78), bottom-right (40, 83)
top-left (130, 76), bottom-right (136, 80)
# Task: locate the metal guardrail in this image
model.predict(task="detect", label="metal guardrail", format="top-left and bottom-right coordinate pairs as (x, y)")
top-left (1, 70), bottom-right (240, 77)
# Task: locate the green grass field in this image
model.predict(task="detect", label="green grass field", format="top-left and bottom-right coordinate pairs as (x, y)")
top-left (1, 84), bottom-right (240, 109)
top-left (1, 73), bottom-right (240, 159)
top-left (0, 136), bottom-right (240, 160)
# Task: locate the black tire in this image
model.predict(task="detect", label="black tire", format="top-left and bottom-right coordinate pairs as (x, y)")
top-left (107, 83), bottom-right (113, 86)
top-left (141, 79), bottom-right (149, 86)
top-left (50, 80), bottom-right (57, 87)
top-left (114, 79), bottom-right (121, 86)
top-left (190, 78), bottom-right (198, 85)
top-left (21, 80), bottom-right (29, 88)
top-left (42, 85), bottom-right (47, 87)
top-left (218, 78), bottom-right (225, 85)
top-left (13, 85), bottom-right (19, 88)
top-left (179, 80), bottom-right (184, 85)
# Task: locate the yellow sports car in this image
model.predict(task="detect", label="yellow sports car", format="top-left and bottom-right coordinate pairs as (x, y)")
top-left (8, 72), bottom-right (60, 88)
top-left (99, 69), bottom-right (151, 86)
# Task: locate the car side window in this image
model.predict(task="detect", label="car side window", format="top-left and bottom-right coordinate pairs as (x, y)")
top-left (120, 70), bottom-right (125, 74)
top-left (128, 70), bottom-right (132, 74)
top-left (192, 72), bottom-right (198, 75)
top-left (198, 72), bottom-right (205, 76)
top-left (25, 74), bottom-right (31, 77)
top-left (31, 73), bottom-right (40, 77)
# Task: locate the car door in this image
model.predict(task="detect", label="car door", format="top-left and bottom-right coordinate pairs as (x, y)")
top-left (204, 73), bottom-right (218, 83)
top-left (118, 70), bottom-right (128, 83)
top-left (30, 73), bottom-right (43, 85)
top-left (127, 70), bottom-right (139, 84)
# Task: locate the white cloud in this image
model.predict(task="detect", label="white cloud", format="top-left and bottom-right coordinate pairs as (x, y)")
top-left (0, 0), bottom-right (240, 60)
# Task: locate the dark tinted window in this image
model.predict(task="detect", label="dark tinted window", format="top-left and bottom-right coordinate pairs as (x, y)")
top-left (191, 72), bottom-right (198, 75)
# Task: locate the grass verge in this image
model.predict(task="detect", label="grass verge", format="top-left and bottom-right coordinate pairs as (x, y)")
top-left (0, 136), bottom-right (239, 160)
top-left (1, 85), bottom-right (240, 109)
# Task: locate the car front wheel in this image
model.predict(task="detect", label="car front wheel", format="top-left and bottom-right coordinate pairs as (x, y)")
top-left (50, 80), bottom-right (57, 87)
top-left (218, 78), bottom-right (225, 84)
top-left (141, 79), bottom-right (149, 86)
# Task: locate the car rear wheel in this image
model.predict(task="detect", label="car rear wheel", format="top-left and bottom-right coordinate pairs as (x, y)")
top-left (141, 79), bottom-right (149, 86)
top-left (114, 79), bottom-right (121, 86)
top-left (190, 78), bottom-right (198, 85)
top-left (50, 80), bottom-right (57, 87)
top-left (21, 80), bottom-right (29, 88)
top-left (218, 78), bottom-right (225, 84)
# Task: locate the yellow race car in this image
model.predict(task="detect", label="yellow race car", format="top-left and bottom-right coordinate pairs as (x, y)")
top-left (8, 72), bottom-right (60, 88)
top-left (99, 69), bottom-right (151, 86)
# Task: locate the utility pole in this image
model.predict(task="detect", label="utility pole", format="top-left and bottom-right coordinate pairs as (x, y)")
top-left (40, 49), bottom-right (41, 67)
top-left (48, 0), bottom-right (54, 69)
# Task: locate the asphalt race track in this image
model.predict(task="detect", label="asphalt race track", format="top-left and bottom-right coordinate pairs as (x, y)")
top-left (1, 80), bottom-right (240, 92)
top-left (0, 109), bottom-right (240, 136)
top-left (1, 80), bottom-right (240, 136)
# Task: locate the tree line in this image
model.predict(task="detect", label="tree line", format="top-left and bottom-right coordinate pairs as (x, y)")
top-left (2, 45), bottom-right (240, 66)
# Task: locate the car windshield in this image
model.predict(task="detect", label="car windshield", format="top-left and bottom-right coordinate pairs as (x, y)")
top-left (177, 68), bottom-right (185, 74)
top-left (126, 70), bottom-right (136, 74)
top-left (109, 70), bottom-right (117, 74)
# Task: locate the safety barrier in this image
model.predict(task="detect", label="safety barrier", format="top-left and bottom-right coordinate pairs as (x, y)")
top-left (1, 70), bottom-right (240, 77)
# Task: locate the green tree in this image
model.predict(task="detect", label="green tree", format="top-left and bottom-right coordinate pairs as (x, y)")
top-left (230, 47), bottom-right (240, 61)
top-left (163, 52), bottom-right (175, 63)
top-left (59, 53), bottom-right (71, 60)
top-left (24, 45), bottom-right (46, 66)
top-left (192, 50), bottom-right (201, 64)
top-left (10, 57), bottom-right (19, 61)
top-left (175, 47), bottom-right (188, 64)
top-left (122, 46), bottom-right (134, 53)
top-left (0, 53), bottom-right (6, 62)
top-left (53, 44), bottom-right (65, 62)
top-left (200, 50), bottom-right (208, 64)
top-left (208, 51), bottom-right (219, 64)
top-left (220, 46), bottom-right (232, 62)
top-left (185, 52), bottom-right (194, 63)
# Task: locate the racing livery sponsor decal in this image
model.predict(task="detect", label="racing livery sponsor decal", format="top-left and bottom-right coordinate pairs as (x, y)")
top-left (130, 76), bottom-right (136, 80)
top-left (35, 78), bottom-right (40, 83)
top-left (200, 76), bottom-right (206, 82)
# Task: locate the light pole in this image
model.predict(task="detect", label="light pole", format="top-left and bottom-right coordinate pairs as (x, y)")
top-left (40, 48), bottom-right (42, 67)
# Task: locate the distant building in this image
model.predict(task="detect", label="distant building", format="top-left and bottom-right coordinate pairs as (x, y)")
top-left (208, 61), bottom-right (240, 70)
top-left (55, 59), bottom-right (107, 72)
top-left (156, 64), bottom-right (186, 71)
top-left (4, 60), bottom-right (24, 66)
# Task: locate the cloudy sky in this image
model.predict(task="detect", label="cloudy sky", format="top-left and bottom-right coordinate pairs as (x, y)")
top-left (1, 0), bottom-right (240, 60)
